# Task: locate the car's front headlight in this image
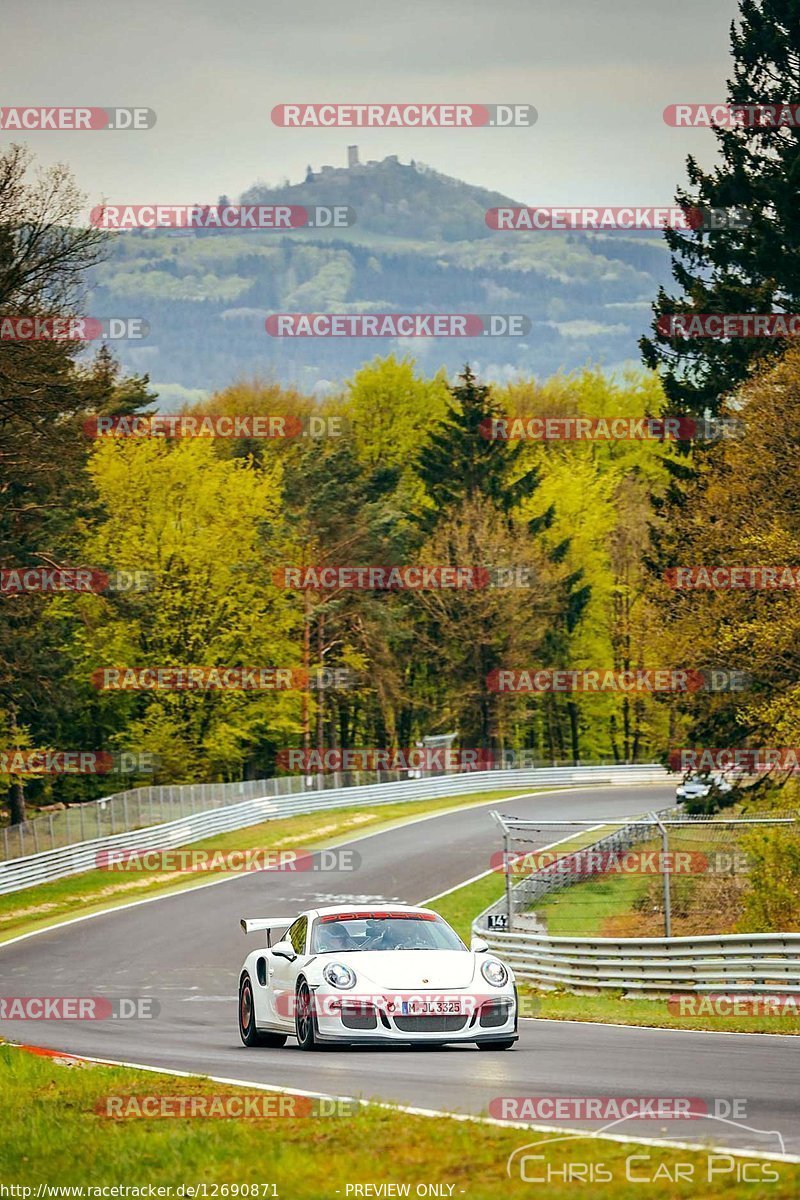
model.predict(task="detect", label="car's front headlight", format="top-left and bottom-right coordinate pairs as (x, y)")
top-left (322, 962), bottom-right (356, 989)
top-left (481, 959), bottom-right (508, 987)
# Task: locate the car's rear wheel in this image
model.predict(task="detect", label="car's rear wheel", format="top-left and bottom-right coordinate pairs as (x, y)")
top-left (477, 1038), bottom-right (516, 1050)
top-left (295, 980), bottom-right (318, 1050)
top-left (239, 974), bottom-right (287, 1048)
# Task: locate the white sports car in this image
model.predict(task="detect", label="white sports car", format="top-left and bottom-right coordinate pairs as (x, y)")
top-left (676, 772), bottom-right (733, 802)
top-left (237, 903), bottom-right (517, 1050)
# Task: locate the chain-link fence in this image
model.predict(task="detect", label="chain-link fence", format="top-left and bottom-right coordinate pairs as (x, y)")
top-left (483, 811), bottom-right (799, 939)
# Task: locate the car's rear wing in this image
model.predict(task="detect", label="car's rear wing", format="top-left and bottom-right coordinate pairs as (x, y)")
top-left (240, 916), bottom-right (294, 946)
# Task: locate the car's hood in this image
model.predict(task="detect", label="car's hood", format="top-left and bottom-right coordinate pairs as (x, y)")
top-left (318, 950), bottom-right (477, 990)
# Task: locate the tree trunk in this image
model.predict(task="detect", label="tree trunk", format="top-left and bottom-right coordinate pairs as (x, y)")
top-left (7, 777), bottom-right (26, 826)
top-left (567, 700), bottom-right (580, 764)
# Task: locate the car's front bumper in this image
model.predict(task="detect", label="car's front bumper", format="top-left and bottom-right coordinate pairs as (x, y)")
top-left (311, 991), bottom-right (517, 1044)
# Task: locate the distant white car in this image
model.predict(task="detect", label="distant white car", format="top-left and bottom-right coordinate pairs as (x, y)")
top-left (676, 772), bottom-right (733, 802)
top-left (238, 904), bottom-right (517, 1051)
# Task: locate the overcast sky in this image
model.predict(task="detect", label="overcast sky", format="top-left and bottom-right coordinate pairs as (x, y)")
top-left (2, 0), bottom-right (741, 207)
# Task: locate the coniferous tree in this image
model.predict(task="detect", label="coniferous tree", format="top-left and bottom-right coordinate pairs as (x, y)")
top-left (415, 365), bottom-right (539, 525)
top-left (641, 0), bottom-right (800, 418)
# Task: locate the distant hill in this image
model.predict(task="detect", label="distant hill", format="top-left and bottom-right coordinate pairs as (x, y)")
top-left (242, 155), bottom-right (518, 242)
top-left (88, 154), bottom-right (672, 402)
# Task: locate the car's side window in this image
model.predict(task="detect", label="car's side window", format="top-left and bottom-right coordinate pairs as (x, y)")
top-left (287, 916), bottom-right (307, 955)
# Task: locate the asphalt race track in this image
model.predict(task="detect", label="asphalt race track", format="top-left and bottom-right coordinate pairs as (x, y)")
top-left (1, 783), bottom-right (798, 1158)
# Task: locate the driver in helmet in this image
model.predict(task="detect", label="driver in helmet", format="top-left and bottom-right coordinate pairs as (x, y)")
top-left (319, 920), bottom-right (359, 952)
top-left (363, 918), bottom-right (396, 950)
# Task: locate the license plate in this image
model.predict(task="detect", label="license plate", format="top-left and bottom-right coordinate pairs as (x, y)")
top-left (401, 999), bottom-right (463, 1015)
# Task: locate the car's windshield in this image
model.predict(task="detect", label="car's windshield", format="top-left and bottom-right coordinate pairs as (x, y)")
top-left (310, 911), bottom-right (465, 953)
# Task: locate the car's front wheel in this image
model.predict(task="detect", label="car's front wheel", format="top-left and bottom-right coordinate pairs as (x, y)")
top-left (295, 980), bottom-right (319, 1050)
top-left (477, 1038), bottom-right (516, 1050)
top-left (239, 974), bottom-right (287, 1048)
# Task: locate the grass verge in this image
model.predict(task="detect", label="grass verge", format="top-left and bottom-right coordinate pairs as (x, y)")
top-left (521, 987), bottom-right (800, 1035)
top-left (0, 788), bottom-right (539, 945)
top-left (1, 1042), bottom-right (795, 1197)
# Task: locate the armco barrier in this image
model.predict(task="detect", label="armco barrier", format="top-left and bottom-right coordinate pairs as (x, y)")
top-left (0, 764), bottom-right (667, 894)
top-left (0, 759), bottom-right (656, 861)
top-left (475, 928), bottom-right (800, 995)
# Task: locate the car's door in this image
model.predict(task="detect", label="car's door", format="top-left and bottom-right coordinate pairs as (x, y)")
top-left (266, 915), bottom-right (308, 1028)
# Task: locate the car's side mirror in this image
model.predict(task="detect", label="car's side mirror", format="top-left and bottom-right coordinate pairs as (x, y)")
top-left (471, 936), bottom-right (489, 953)
top-left (271, 940), bottom-right (297, 962)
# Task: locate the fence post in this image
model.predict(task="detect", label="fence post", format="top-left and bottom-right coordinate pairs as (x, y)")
top-left (651, 812), bottom-right (672, 938)
top-left (504, 826), bottom-right (513, 931)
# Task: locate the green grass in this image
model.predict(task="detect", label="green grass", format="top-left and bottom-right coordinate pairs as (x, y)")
top-left (432, 871), bottom-right (509, 943)
top-left (1, 1042), bottom-right (794, 1197)
top-left (533, 871), bottom-right (652, 936)
top-left (523, 988), bottom-right (800, 1035)
top-left (0, 788), bottom-right (541, 944)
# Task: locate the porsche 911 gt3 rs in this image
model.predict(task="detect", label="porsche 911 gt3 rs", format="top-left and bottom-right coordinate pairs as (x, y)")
top-left (237, 903), bottom-right (517, 1050)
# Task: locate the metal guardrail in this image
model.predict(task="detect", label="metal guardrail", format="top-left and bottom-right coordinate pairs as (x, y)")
top-left (477, 928), bottom-right (800, 994)
top-left (0, 764), bottom-right (667, 894)
top-left (0, 756), bottom-right (648, 862)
